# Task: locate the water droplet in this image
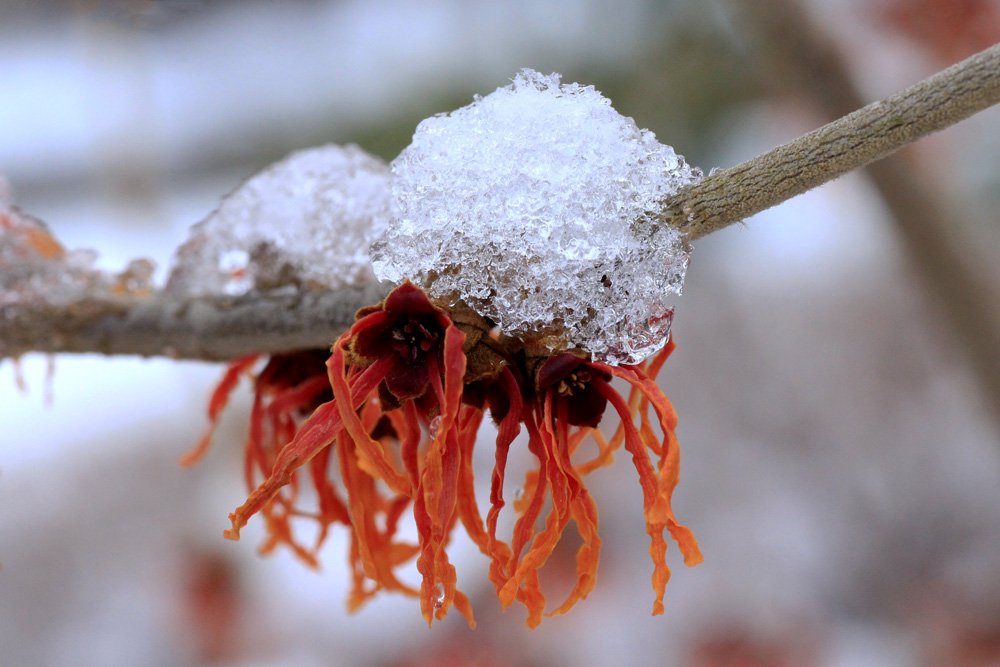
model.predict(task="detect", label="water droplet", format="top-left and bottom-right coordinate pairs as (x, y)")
top-left (433, 583), bottom-right (445, 609)
top-left (428, 415), bottom-right (442, 436)
top-left (514, 486), bottom-right (525, 501)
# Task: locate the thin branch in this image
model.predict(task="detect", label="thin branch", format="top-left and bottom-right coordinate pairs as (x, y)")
top-left (721, 0), bottom-right (1000, 433)
top-left (0, 283), bottom-right (390, 362)
top-left (3, 42), bottom-right (999, 362)
top-left (660, 41), bottom-right (1000, 240)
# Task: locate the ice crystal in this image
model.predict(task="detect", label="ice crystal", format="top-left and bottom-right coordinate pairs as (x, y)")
top-left (0, 178), bottom-right (154, 307)
top-left (167, 144), bottom-right (391, 298)
top-left (371, 69), bottom-right (702, 365)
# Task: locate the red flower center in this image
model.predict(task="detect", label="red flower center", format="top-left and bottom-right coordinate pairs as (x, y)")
top-left (391, 316), bottom-right (440, 363)
top-left (553, 367), bottom-right (593, 397)
top-left (536, 354), bottom-right (610, 428)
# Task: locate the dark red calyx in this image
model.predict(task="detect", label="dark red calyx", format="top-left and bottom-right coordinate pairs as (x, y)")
top-left (260, 350), bottom-right (330, 389)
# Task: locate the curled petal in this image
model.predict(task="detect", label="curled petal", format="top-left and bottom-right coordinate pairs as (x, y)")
top-left (592, 375), bottom-right (697, 615)
top-left (225, 336), bottom-right (392, 541)
top-left (331, 347), bottom-right (409, 495)
top-left (484, 368), bottom-right (521, 595)
top-left (180, 355), bottom-right (258, 467)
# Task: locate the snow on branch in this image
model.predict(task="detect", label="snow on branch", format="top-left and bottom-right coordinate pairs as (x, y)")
top-left (2, 43), bottom-right (999, 362)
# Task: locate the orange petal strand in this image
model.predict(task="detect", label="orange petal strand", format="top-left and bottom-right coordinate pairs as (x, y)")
top-left (648, 527), bottom-right (670, 615)
top-left (593, 377), bottom-right (676, 613)
top-left (308, 444), bottom-right (350, 537)
top-left (594, 377), bottom-right (669, 523)
top-left (485, 368), bottom-right (521, 593)
top-left (410, 325), bottom-right (469, 624)
top-left (500, 493), bottom-right (566, 613)
top-left (603, 362), bottom-right (703, 568)
top-left (225, 400), bottom-right (344, 540)
top-left (400, 400), bottom-right (423, 487)
top-left (599, 359), bottom-right (678, 433)
top-left (549, 492), bottom-right (601, 616)
top-left (266, 375), bottom-right (329, 416)
top-left (638, 398), bottom-right (663, 459)
top-left (181, 355), bottom-right (258, 466)
top-left (500, 407), bottom-right (567, 612)
top-left (330, 345), bottom-right (409, 494)
top-left (339, 432), bottom-right (418, 597)
top-left (519, 569), bottom-right (547, 629)
top-left (455, 405), bottom-right (489, 551)
top-left (512, 469), bottom-right (540, 516)
top-left (432, 325), bottom-right (467, 525)
top-left (452, 591), bottom-right (477, 629)
top-left (431, 548), bottom-right (461, 625)
top-left (660, 425), bottom-right (703, 567)
top-left (337, 434), bottom-right (380, 582)
top-left (257, 506), bottom-right (320, 568)
top-left (244, 391), bottom-right (268, 490)
top-left (545, 397), bottom-right (602, 616)
top-left (346, 537), bottom-right (376, 612)
top-left (502, 411), bottom-right (549, 608)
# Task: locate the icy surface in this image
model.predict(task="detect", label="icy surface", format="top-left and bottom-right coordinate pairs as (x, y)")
top-left (0, 178), bottom-right (154, 307)
top-left (166, 144), bottom-right (391, 298)
top-left (372, 69), bottom-right (702, 364)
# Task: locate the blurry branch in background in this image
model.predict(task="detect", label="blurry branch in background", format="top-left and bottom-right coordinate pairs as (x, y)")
top-left (2, 38), bottom-right (999, 363)
top-left (717, 0), bottom-right (1000, 430)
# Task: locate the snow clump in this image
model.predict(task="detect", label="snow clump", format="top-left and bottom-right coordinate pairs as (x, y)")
top-left (372, 69), bottom-right (702, 365)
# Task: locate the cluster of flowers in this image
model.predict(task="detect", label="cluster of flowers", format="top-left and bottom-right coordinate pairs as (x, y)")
top-left (186, 282), bottom-right (700, 627)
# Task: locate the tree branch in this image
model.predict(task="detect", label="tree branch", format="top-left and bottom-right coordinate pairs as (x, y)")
top-left (3, 42), bottom-right (999, 362)
top-left (0, 283), bottom-right (390, 361)
top-left (720, 0), bottom-right (1000, 433)
top-left (660, 42), bottom-right (1000, 240)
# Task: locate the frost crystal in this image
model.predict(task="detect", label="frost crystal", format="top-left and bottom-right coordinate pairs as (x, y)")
top-left (371, 69), bottom-right (702, 365)
top-left (167, 144), bottom-right (391, 297)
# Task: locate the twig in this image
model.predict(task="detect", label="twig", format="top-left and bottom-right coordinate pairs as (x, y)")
top-left (0, 283), bottom-right (390, 361)
top-left (722, 0), bottom-right (1000, 432)
top-left (660, 41), bottom-right (1000, 240)
top-left (3, 41), bottom-right (999, 362)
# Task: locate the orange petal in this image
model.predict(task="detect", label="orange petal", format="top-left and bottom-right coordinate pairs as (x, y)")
top-left (181, 355), bottom-right (258, 467)
top-left (485, 368), bottom-right (521, 594)
top-left (330, 345), bottom-right (409, 494)
top-left (225, 400), bottom-right (344, 541)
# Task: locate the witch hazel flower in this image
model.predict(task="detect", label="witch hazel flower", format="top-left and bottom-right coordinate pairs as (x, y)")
top-left (186, 69), bottom-right (703, 628)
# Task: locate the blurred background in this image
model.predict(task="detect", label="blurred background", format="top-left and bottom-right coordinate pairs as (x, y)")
top-left (2, 0), bottom-right (1000, 665)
